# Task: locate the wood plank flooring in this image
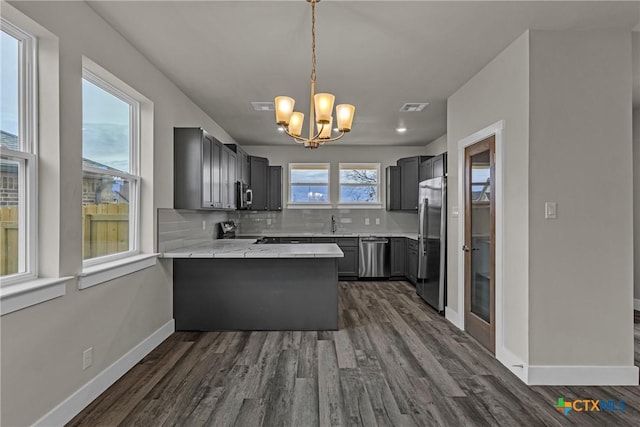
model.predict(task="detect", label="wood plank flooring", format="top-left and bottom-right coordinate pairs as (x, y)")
top-left (68, 281), bottom-right (640, 426)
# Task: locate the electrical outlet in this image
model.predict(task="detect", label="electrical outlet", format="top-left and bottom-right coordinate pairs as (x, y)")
top-left (83, 347), bottom-right (93, 370)
top-left (202, 220), bottom-right (206, 230)
top-left (375, 218), bottom-right (380, 225)
top-left (267, 218), bottom-right (272, 225)
top-left (365, 218), bottom-right (370, 225)
top-left (545, 202), bottom-right (557, 219)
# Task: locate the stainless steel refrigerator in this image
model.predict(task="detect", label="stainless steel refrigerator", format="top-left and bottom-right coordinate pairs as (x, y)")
top-left (417, 177), bottom-right (446, 313)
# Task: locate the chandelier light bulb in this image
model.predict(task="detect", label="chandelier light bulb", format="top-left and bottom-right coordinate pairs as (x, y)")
top-left (288, 112), bottom-right (304, 137)
top-left (336, 104), bottom-right (355, 132)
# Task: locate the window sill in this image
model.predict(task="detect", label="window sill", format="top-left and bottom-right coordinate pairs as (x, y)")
top-left (78, 253), bottom-right (159, 290)
top-left (1, 276), bottom-right (73, 316)
top-left (287, 204), bottom-right (333, 210)
top-left (337, 203), bottom-right (383, 209)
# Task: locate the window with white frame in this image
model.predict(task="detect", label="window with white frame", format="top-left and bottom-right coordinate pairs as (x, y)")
top-left (0, 19), bottom-right (37, 283)
top-left (288, 163), bottom-right (330, 204)
top-left (82, 69), bottom-right (140, 264)
top-left (339, 163), bottom-right (380, 204)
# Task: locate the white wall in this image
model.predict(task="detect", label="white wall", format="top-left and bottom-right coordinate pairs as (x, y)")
top-left (528, 30), bottom-right (633, 366)
top-left (424, 134), bottom-right (447, 156)
top-left (1, 2), bottom-right (233, 425)
top-left (635, 107), bottom-right (640, 306)
top-left (447, 32), bottom-right (530, 362)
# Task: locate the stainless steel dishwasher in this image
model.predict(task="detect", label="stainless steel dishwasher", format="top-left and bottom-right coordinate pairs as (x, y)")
top-left (358, 237), bottom-right (390, 278)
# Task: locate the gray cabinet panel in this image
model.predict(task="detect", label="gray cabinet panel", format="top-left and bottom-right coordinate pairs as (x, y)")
top-left (406, 239), bottom-right (418, 285)
top-left (338, 246), bottom-right (358, 277)
top-left (249, 156), bottom-right (269, 210)
top-left (312, 237), bottom-right (335, 243)
top-left (268, 166), bottom-right (282, 211)
top-left (280, 237), bottom-right (312, 243)
top-left (390, 237), bottom-right (406, 277)
top-left (386, 166), bottom-right (401, 211)
top-left (174, 127), bottom-right (223, 210)
top-left (399, 157), bottom-right (420, 211)
top-left (433, 153), bottom-right (446, 177)
top-left (419, 158), bottom-right (433, 182)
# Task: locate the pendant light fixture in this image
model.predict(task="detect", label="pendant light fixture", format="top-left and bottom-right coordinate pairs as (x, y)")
top-left (274, 0), bottom-right (355, 149)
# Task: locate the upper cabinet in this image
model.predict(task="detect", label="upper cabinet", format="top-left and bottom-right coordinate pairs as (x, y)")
top-left (174, 127), bottom-right (236, 210)
top-left (419, 153), bottom-right (447, 181)
top-left (398, 156), bottom-right (430, 211)
top-left (385, 165), bottom-right (401, 211)
top-left (249, 155), bottom-right (270, 210)
top-left (387, 154), bottom-right (446, 212)
top-left (226, 144), bottom-right (250, 186)
top-left (268, 166), bottom-right (283, 211)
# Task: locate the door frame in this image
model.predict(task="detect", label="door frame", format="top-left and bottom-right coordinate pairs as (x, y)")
top-left (455, 120), bottom-right (504, 354)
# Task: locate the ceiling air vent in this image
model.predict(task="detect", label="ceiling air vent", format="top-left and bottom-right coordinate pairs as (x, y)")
top-left (399, 102), bottom-right (430, 112)
top-left (251, 102), bottom-right (275, 112)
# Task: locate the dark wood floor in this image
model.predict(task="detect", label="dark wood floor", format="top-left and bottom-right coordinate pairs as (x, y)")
top-left (69, 281), bottom-right (640, 426)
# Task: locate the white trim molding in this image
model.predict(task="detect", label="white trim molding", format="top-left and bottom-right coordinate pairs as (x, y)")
top-left (78, 253), bottom-right (159, 290)
top-left (0, 276), bottom-right (72, 315)
top-left (33, 319), bottom-right (175, 427)
top-left (634, 298), bottom-right (640, 311)
top-left (527, 365), bottom-right (639, 386)
top-left (496, 346), bottom-right (529, 384)
top-left (445, 307), bottom-right (463, 330)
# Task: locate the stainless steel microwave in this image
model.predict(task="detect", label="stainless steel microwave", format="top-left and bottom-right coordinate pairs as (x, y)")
top-left (237, 182), bottom-right (252, 209)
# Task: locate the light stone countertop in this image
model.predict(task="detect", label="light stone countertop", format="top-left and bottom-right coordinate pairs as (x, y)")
top-left (162, 239), bottom-right (344, 259)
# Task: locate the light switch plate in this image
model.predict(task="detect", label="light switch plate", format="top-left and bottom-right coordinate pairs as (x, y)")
top-left (365, 218), bottom-right (370, 225)
top-left (545, 202), bottom-right (557, 219)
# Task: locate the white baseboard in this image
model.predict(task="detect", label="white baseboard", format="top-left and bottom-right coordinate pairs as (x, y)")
top-left (34, 319), bottom-right (175, 427)
top-left (444, 306), bottom-right (463, 330)
top-left (496, 346), bottom-right (528, 384)
top-left (634, 298), bottom-right (640, 311)
top-left (527, 365), bottom-right (639, 386)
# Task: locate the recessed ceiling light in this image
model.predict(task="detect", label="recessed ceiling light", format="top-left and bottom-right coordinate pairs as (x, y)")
top-left (396, 127), bottom-right (407, 133)
top-left (251, 101), bottom-right (275, 112)
top-left (399, 102), bottom-right (429, 112)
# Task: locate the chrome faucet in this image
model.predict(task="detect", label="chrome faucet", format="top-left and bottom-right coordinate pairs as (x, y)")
top-left (331, 215), bottom-right (337, 233)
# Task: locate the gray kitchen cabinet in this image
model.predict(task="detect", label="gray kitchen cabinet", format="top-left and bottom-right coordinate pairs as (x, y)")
top-left (280, 237), bottom-right (312, 243)
top-left (174, 127), bottom-right (225, 210)
top-left (268, 166), bottom-right (282, 211)
top-left (419, 158), bottom-right (433, 181)
top-left (433, 153), bottom-right (446, 178)
top-left (221, 146), bottom-right (229, 208)
top-left (249, 156), bottom-right (269, 210)
top-left (390, 237), bottom-right (406, 277)
top-left (398, 156), bottom-right (430, 211)
top-left (419, 153), bottom-right (447, 182)
top-left (386, 166), bottom-right (401, 211)
top-left (406, 238), bottom-right (418, 285)
top-left (226, 148), bottom-right (237, 209)
top-left (336, 237), bottom-right (358, 278)
top-left (312, 237), bottom-right (335, 243)
top-left (226, 144), bottom-right (250, 186)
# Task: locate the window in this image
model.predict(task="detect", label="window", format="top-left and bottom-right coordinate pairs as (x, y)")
top-left (339, 163), bottom-right (380, 204)
top-left (1, 19), bottom-right (37, 283)
top-left (288, 163), bottom-right (330, 204)
top-left (82, 69), bottom-right (140, 264)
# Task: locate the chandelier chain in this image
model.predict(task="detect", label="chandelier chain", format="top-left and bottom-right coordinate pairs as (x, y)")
top-left (310, 0), bottom-right (316, 83)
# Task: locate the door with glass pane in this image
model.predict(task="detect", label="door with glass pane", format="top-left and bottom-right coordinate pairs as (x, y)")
top-left (464, 136), bottom-right (495, 353)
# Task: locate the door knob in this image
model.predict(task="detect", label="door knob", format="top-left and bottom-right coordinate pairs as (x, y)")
top-left (462, 245), bottom-right (471, 252)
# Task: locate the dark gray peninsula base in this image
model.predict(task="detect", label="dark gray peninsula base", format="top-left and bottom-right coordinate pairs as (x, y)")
top-left (173, 257), bottom-right (338, 331)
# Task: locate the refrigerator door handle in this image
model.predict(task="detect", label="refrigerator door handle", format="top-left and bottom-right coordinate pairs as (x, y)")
top-left (418, 197), bottom-right (428, 279)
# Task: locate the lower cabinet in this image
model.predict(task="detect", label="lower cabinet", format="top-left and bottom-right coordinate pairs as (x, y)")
top-left (406, 238), bottom-right (418, 285)
top-left (390, 237), bottom-right (406, 277)
top-left (311, 236), bottom-right (358, 278)
top-left (280, 237), bottom-right (312, 244)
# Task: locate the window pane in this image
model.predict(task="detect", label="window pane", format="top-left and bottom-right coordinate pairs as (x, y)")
top-left (82, 79), bottom-right (131, 173)
top-left (82, 171), bottom-right (130, 260)
top-left (339, 168), bottom-right (377, 184)
top-left (0, 158), bottom-right (21, 276)
top-left (291, 185), bottom-right (328, 202)
top-left (340, 185), bottom-right (377, 203)
top-left (1, 31), bottom-right (19, 147)
top-left (291, 168), bottom-right (328, 184)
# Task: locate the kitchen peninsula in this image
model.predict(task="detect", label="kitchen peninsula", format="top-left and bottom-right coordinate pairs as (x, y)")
top-left (165, 239), bottom-right (343, 331)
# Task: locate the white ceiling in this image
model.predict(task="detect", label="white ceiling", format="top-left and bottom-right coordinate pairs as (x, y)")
top-left (88, 1), bottom-right (640, 146)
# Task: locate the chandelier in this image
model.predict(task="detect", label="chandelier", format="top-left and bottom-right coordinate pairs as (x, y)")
top-left (274, 0), bottom-right (355, 149)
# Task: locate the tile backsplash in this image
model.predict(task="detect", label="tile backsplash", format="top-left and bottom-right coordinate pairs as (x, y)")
top-left (232, 208), bottom-right (418, 235)
top-left (158, 209), bottom-right (228, 252)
